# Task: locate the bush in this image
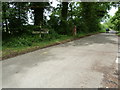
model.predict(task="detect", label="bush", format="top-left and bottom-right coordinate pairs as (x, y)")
top-left (3, 34), bottom-right (42, 47)
top-left (3, 28), bottom-right (61, 47)
top-left (41, 28), bottom-right (60, 40)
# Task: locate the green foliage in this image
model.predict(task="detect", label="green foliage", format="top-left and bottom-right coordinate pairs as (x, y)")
top-left (2, 2), bottom-right (117, 50)
top-left (3, 34), bottom-right (40, 47)
top-left (110, 7), bottom-right (120, 31)
top-left (3, 28), bottom-right (61, 47)
top-left (30, 2), bottom-right (50, 26)
top-left (41, 28), bottom-right (60, 40)
top-left (47, 2), bottom-right (112, 36)
top-left (47, 15), bottom-right (60, 32)
top-left (101, 24), bottom-right (108, 30)
top-left (2, 2), bottom-right (29, 35)
top-left (79, 2), bottom-right (111, 33)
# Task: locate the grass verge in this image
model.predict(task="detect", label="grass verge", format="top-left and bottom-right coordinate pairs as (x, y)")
top-left (117, 32), bottom-right (120, 36)
top-left (2, 31), bottom-right (101, 60)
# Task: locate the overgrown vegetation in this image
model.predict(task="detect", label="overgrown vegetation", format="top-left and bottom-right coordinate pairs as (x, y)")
top-left (2, 31), bottom-right (100, 58)
top-left (1, 1), bottom-right (120, 58)
top-left (110, 2), bottom-right (120, 32)
top-left (102, 2), bottom-right (120, 34)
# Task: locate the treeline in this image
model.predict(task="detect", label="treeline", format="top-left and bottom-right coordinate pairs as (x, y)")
top-left (102, 2), bottom-right (120, 32)
top-left (3, 1), bottom-right (118, 48)
top-left (2, 2), bottom-right (112, 35)
top-left (110, 5), bottom-right (120, 31)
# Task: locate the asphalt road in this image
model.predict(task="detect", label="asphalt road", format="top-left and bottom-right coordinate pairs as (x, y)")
top-left (2, 32), bottom-right (118, 88)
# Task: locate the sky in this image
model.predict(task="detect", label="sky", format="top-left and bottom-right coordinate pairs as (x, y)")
top-left (100, 7), bottom-right (118, 24)
top-left (50, 0), bottom-right (60, 8)
top-left (108, 6), bottom-right (118, 16)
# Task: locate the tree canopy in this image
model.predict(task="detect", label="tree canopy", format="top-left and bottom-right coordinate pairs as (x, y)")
top-left (110, 7), bottom-right (120, 31)
top-left (2, 1), bottom-right (117, 38)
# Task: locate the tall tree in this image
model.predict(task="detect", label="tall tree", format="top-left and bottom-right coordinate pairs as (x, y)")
top-left (2, 2), bottom-right (9, 33)
top-left (59, 2), bottom-right (69, 34)
top-left (80, 2), bottom-right (111, 32)
top-left (2, 2), bottom-right (29, 35)
top-left (31, 2), bottom-right (50, 26)
top-left (110, 7), bottom-right (120, 31)
top-left (61, 2), bottom-right (68, 20)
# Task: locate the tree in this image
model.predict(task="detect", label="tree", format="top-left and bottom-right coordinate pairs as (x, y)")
top-left (2, 2), bottom-right (9, 33)
top-left (80, 2), bottom-right (111, 32)
top-left (2, 2), bottom-right (29, 35)
top-left (110, 7), bottom-right (120, 31)
top-left (61, 2), bottom-right (68, 20)
top-left (59, 2), bottom-right (69, 34)
top-left (9, 2), bottom-right (28, 33)
top-left (30, 2), bottom-right (50, 26)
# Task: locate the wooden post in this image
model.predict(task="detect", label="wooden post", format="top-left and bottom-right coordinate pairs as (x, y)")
top-left (39, 24), bottom-right (41, 38)
top-left (73, 25), bottom-right (77, 36)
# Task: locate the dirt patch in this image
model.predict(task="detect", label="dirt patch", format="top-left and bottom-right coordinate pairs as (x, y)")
top-left (102, 67), bottom-right (119, 88)
top-left (92, 60), bottom-right (119, 88)
top-left (1, 32), bottom-right (100, 60)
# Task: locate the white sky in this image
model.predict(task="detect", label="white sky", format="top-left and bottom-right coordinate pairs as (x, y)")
top-left (108, 6), bottom-right (118, 16)
top-left (50, 0), bottom-right (60, 8)
top-left (100, 6), bottom-right (118, 24)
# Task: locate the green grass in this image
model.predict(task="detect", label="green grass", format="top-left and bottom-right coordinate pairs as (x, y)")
top-left (2, 31), bottom-right (101, 59)
top-left (2, 35), bottom-right (72, 57)
top-left (117, 32), bottom-right (120, 36)
top-left (99, 29), bottom-right (106, 33)
top-left (118, 33), bottom-right (120, 35)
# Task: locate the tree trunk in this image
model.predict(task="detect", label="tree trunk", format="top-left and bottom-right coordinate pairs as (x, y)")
top-left (59, 2), bottom-right (68, 35)
top-left (61, 2), bottom-right (68, 20)
top-left (34, 8), bottom-right (44, 26)
top-left (5, 19), bottom-right (8, 33)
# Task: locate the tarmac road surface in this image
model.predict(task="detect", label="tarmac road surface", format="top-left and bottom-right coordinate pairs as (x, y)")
top-left (2, 32), bottom-right (118, 88)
